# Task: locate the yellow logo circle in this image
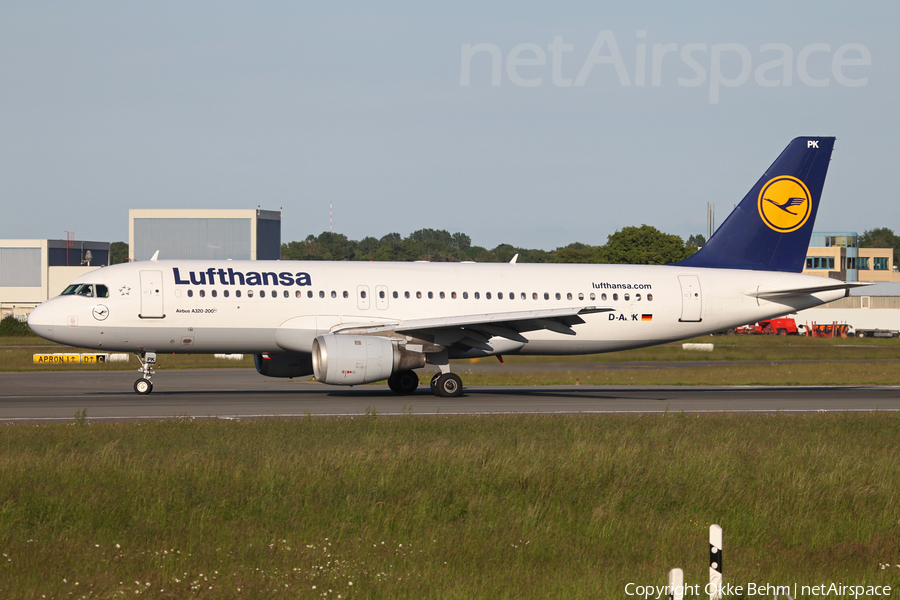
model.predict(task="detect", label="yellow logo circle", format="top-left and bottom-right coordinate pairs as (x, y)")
top-left (757, 176), bottom-right (812, 233)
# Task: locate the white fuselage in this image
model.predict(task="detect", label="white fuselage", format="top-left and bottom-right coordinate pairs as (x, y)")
top-left (28, 260), bottom-right (846, 356)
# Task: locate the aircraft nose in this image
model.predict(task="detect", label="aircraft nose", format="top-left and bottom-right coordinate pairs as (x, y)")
top-left (27, 302), bottom-right (57, 339)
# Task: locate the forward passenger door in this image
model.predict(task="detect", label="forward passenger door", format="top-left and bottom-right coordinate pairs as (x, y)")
top-left (139, 270), bottom-right (165, 319)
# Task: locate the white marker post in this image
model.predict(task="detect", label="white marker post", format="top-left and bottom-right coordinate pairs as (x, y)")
top-left (709, 524), bottom-right (723, 600)
top-left (668, 568), bottom-right (684, 600)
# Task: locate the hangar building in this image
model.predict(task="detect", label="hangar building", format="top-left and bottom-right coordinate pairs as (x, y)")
top-left (129, 209), bottom-right (281, 261)
top-left (0, 238), bottom-right (110, 318)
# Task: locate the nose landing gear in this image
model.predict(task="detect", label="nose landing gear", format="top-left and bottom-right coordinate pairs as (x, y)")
top-left (134, 352), bottom-right (156, 395)
top-left (134, 377), bottom-right (152, 395)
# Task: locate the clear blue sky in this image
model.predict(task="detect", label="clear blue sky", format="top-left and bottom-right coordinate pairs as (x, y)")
top-left (1, 2), bottom-right (897, 250)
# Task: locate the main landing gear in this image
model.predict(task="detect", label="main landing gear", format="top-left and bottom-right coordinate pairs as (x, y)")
top-left (387, 369), bottom-right (463, 397)
top-left (431, 372), bottom-right (463, 398)
top-left (387, 370), bottom-right (420, 395)
top-left (134, 351), bottom-right (156, 395)
top-left (386, 348), bottom-right (464, 398)
top-left (426, 349), bottom-right (464, 398)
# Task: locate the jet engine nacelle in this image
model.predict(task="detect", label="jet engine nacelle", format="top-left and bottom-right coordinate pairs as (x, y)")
top-left (254, 352), bottom-right (314, 378)
top-left (312, 334), bottom-right (425, 386)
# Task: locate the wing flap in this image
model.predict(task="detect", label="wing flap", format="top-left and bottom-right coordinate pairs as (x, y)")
top-left (392, 306), bottom-right (612, 335)
top-left (331, 306), bottom-right (613, 349)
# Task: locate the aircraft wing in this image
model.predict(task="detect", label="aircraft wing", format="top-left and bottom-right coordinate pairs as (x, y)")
top-left (333, 306), bottom-right (613, 349)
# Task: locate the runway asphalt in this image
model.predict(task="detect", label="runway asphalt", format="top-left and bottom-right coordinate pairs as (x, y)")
top-left (1, 369), bottom-right (899, 423)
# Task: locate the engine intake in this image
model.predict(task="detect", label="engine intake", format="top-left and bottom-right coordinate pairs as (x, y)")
top-left (312, 334), bottom-right (425, 385)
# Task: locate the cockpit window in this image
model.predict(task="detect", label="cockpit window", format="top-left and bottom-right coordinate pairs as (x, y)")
top-left (60, 283), bottom-right (108, 298)
top-left (61, 284), bottom-right (96, 297)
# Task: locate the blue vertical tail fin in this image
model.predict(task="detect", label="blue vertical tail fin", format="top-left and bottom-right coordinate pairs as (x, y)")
top-left (675, 136), bottom-right (835, 272)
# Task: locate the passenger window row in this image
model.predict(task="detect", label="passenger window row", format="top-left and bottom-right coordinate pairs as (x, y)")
top-left (180, 288), bottom-right (653, 302)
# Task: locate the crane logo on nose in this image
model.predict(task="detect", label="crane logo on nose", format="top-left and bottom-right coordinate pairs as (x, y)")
top-left (92, 305), bottom-right (109, 321)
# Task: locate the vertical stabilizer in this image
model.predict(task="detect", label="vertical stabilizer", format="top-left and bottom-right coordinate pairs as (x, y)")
top-left (675, 137), bottom-right (835, 272)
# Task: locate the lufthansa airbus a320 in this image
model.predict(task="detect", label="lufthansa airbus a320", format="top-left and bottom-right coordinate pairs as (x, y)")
top-left (28, 137), bottom-right (861, 397)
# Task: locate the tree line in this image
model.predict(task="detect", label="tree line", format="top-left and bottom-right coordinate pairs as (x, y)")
top-left (281, 226), bottom-right (705, 265)
top-left (106, 227), bottom-right (899, 266)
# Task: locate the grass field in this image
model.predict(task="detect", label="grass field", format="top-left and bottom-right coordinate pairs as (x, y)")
top-left (3, 332), bottom-right (899, 598)
top-left (503, 334), bottom-right (900, 363)
top-left (1, 414), bottom-right (899, 599)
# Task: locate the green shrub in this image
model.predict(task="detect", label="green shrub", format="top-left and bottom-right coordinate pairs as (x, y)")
top-left (0, 314), bottom-right (34, 336)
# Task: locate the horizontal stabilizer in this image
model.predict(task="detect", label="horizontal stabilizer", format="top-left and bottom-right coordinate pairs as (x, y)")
top-left (746, 280), bottom-right (871, 300)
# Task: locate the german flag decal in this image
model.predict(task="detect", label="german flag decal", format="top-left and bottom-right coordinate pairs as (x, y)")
top-left (642, 314), bottom-right (653, 321)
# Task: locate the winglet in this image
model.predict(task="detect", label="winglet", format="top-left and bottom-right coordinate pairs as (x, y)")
top-left (150, 250), bottom-right (160, 262)
top-left (509, 254), bottom-right (518, 264)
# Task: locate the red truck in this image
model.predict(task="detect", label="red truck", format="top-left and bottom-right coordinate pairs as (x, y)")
top-left (732, 318), bottom-right (800, 335)
top-left (758, 318), bottom-right (800, 335)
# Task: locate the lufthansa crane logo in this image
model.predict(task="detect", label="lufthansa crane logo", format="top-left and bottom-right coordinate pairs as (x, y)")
top-left (757, 175), bottom-right (812, 233)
